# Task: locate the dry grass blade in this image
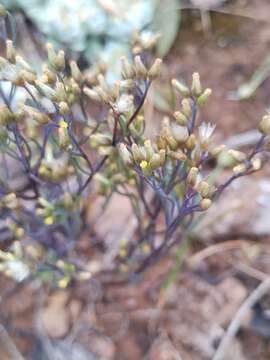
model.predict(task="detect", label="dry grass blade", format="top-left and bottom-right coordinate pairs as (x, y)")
top-left (213, 278), bottom-right (270, 360)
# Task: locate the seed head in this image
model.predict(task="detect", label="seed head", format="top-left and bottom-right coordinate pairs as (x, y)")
top-left (258, 114), bottom-right (270, 135)
top-left (228, 149), bottom-right (247, 163)
top-left (120, 56), bottom-right (135, 79)
top-left (181, 99), bottom-right (192, 118)
top-left (134, 55), bottom-right (147, 78)
top-left (171, 79), bottom-right (190, 97)
top-left (191, 72), bottom-right (202, 97)
top-left (148, 58), bottom-right (162, 79)
top-left (119, 143), bottom-right (132, 165)
top-left (173, 111), bottom-right (188, 126)
top-left (197, 88), bottom-right (212, 106)
top-left (187, 167), bottom-right (199, 187)
top-left (200, 198), bottom-right (212, 210)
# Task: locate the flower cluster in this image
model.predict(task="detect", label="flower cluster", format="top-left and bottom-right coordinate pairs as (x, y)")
top-left (0, 4), bottom-right (269, 281)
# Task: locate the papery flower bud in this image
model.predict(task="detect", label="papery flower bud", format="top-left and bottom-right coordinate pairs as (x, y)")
top-left (20, 70), bottom-right (36, 85)
top-left (0, 105), bottom-right (15, 125)
top-left (119, 143), bottom-right (132, 165)
top-left (15, 55), bottom-right (35, 73)
top-left (200, 198), bottom-right (212, 210)
top-left (156, 135), bottom-right (167, 150)
top-left (70, 78), bottom-right (81, 96)
top-left (169, 150), bottom-right (187, 161)
top-left (159, 149), bottom-right (166, 164)
top-left (148, 58), bottom-right (162, 79)
top-left (149, 153), bottom-right (162, 169)
top-left (70, 60), bottom-right (82, 84)
top-left (54, 81), bottom-right (66, 101)
top-left (173, 111), bottom-right (188, 126)
top-left (191, 72), bottom-right (202, 97)
top-left (42, 64), bottom-right (57, 84)
top-left (47, 43), bottom-right (65, 72)
top-left (193, 147), bottom-right (202, 164)
top-left (134, 55), bottom-right (147, 78)
top-left (258, 114), bottom-right (270, 135)
top-left (55, 50), bottom-right (65, 72)
top-left (171, 123), bottom-right (189, 143)
top-left (97, 74), bottom-right (109, 92)
top-left (228, 149), bottom-right (247, 163)
top-left (252, 158), bottom-right (261, 171)
top-left (59, 101), bottom-right (70, 115)
top-left (210, 144), bottom-right (226, 157)
top-left (197, 88), bottom-right (212, 106)
top-left (144, 140), bottom-right (155, 161)
top-left (120, 56), bottom-right (135, 79)
top-left (58, 127), bottom-right (70, 149)
top-left (22, 105), bottom-right (50, 124)
top-left (171, 79), bottom-right (190, 97)
top-left (185, 134), bottom-right (196, 150)
top-left (6, 40), bottom-right (16, 63)
top-left (131, 143), bottom-right (141, 162)
top-left (131, 143), bottom-right (146, 162)
top-left (95, 86), bottom-right (110, 103)
top-left (187, 167), bottom-right (198, 187)
top-left (110, 81), bottom-right (120, 101)
top-left (233, 163), bottom-right (247, 174)
top-left (197, 181), bottom-right (210, 198)
top-left (35, 80), bottom-right (56, 99)
top-left (181, 98), bottom-right (192, 118)
top-left (166, 135), bottom-right (178, 150)
top-left (83, 86), bottom-right (101, 102)
top-left (119, 79), bottom-right (134, 91)
top-left (2, 193), bottom-right (19, 209)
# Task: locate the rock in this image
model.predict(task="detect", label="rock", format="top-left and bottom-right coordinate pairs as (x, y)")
top-left (147, 333), bottom-right (182, 360)
top-left (88, 334), bottom-right (116, 359)
top-left (41, 291), bottom-right (70, 338)
top-left (198, 177), bottom-right (270, 239)
top-left (215, 277), bottom-right (248, 327)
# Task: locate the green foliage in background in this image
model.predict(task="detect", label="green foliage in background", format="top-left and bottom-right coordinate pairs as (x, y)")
top-left (3, 0), bottom-right (181, 77)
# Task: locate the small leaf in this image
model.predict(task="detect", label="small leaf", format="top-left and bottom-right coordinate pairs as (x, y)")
top-left (153, 0), bottom-right (181, 57)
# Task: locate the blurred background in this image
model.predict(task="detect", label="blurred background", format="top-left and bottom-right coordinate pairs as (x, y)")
top-left (1, 1), bottom-right (270, 359)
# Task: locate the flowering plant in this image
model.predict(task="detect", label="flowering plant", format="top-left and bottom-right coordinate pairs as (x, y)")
top-left (0, 4), bottom-right (269, 284)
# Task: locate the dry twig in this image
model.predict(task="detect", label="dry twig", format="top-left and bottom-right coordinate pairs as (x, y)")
top-left (213, 278), bottom-right (270, 360)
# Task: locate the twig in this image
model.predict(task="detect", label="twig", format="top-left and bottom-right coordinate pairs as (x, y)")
top-left (234, 262), bottom-right (269, 282)
top-left (213, 278), bottom-right (270, 360)
top-left (187, 240), bottom-right (251, 268)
